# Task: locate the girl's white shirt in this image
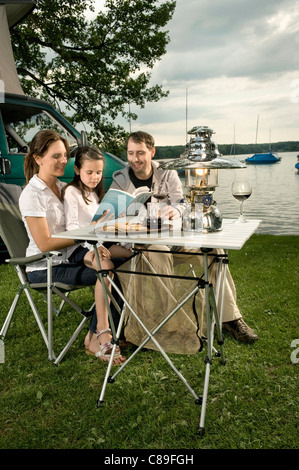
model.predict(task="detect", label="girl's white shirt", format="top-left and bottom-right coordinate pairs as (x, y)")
top-left (64, 185), bottom-right (99, 230)
top-left (63, 185), bottom-right (102, 251)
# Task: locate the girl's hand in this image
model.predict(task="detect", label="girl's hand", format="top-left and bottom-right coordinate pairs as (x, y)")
top-left (99, 209), bottom-right (111, 221)
top-left (90, 209), bottom-right (112, 226)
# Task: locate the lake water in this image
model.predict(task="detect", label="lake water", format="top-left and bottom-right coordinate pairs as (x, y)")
top-left (179, 152), bottom-right (299, 236)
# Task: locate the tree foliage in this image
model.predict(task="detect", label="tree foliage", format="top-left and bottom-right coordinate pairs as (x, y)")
top-left (11, 0), bottom-right (176, 153)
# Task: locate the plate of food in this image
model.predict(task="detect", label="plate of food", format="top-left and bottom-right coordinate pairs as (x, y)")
top-left (95, 220), bottom-right (172, 234)
top-left (104, 221), bottom-right (148, 233)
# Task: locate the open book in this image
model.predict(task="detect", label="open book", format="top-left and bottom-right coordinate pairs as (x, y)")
top-left (92, 187), bottom-right (152, 222)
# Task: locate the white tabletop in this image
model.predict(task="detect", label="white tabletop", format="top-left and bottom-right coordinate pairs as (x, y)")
top-left (53, 218), bottom-right (261, 251)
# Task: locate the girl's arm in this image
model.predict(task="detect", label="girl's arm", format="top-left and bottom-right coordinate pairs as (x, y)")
top-left (25, 216), bottom-right (75, 252)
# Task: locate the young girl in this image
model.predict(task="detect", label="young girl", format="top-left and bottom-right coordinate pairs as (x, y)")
top-left (19, 130), bottom-right (125, 365)
top-left (63, 146), bottom-right (132, 362)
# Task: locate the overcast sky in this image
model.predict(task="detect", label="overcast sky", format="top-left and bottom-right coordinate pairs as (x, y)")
top-left (89, 0), bottom-right (299, 146)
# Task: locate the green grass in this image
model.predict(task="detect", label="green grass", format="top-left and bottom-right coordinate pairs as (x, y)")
top-left (0, 234), bottom-right (298, 450)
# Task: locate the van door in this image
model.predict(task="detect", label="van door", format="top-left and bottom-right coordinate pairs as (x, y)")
top-left (0, 98), bottom-right (78, 186)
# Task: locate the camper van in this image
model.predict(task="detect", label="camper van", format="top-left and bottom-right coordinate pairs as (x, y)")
top-left (0, 91), bottom-right (125, 189)
top-left (0, 1), bottom-right (126, 258)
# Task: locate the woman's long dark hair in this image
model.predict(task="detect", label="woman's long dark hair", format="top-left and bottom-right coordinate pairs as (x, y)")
top-left (63, 146), bottom-right (105, 204)
top-left (23, 129), bottom-right (70, 184)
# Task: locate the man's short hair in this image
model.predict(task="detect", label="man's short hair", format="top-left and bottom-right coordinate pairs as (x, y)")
top-left (127, 131), bottom-right (155, 150)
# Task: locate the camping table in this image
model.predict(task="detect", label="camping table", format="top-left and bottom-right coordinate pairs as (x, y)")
top-left (53, 218), bottom-right (260, 434)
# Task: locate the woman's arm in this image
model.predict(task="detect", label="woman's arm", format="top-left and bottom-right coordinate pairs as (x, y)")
top-left (25, 216), bottom-right (75, 252)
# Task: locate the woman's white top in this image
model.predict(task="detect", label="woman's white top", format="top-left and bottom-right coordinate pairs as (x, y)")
top-left (19, 174), bottom-right (77, 271)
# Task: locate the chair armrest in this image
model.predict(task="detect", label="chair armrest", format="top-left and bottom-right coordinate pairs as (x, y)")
top-left (6, 251), bottom-right (62, 266)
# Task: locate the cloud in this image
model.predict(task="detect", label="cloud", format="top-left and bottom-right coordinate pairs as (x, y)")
top-left (92, 0), bottom-right (299, 145)
top-left (154, 0), bottom-right (299, 81)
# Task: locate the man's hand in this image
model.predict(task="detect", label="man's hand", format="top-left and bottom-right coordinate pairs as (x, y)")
top-left (160, 204), bottom-right (181, 220)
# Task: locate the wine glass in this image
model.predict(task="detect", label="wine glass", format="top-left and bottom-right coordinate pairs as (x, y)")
top-left (152, 181), bottom-right (169, 203)
top-left (147, 182), bottom-right (169, 229)
top-left (231, 180), bottom-right (252, 223)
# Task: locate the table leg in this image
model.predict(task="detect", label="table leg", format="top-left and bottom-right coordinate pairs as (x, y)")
top-left (93, 246), bottom-right (117, 339)
top-left (95, 245), bottom-right (226, 437)
top-left (199, 250), bottom-right (226, 435)
top-left (96, 246), bottom-right (139, 406)
top-left (99, 276), bottom-right (201, 403)
top-left (98, 284), bottom-right (128, 406)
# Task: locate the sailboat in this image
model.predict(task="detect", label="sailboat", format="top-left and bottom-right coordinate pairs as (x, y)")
top-left (245, 118), bottom-right (281, 164)
top-left (246, 151), bottom-right (281, 164)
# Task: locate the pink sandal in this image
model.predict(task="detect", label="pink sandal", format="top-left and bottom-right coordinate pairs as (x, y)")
top-left (86, 328), bottom-right (122, 363)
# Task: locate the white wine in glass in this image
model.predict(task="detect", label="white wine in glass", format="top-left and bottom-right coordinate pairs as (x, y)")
top-left (231, 180), bottom-right (252, 223)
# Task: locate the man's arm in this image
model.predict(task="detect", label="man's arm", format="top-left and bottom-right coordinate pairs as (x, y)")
top-left (161, 170), bottom-right (186, 220)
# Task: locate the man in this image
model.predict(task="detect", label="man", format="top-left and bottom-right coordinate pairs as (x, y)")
top-left (111, 131), bottom-right (258, 345)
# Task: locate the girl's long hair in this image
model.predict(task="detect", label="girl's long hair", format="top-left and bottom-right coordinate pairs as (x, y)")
top-left (63, 146), bottom-right (105, 204)
top-left (23, 129), bottom-right (70, 184)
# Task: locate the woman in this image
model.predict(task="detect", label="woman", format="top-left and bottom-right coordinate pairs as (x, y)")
top-left (19, 129), bottom-right (125, 365)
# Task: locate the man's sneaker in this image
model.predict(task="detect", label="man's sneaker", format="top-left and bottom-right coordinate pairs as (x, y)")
top-left (222, 318), bottom-right (258, 343)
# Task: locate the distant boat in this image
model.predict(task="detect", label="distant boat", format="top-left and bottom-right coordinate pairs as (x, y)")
top-left (245, 117), bottom-right (280, 164)
top-left (295, 154), bottom-right (299, 171)
top-left (245, 152), bottom-right (281, 164)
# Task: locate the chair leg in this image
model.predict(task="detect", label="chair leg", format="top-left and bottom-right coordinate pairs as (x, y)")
top-left (55, 288), bottom-right (92, 316)
top-left (39, 291), bottom-right (68, 317)
top-left (0, 289), bottom-right (22, 340)
top-left (53, 316), bottom-right (90, 366)
top-left (0, 285), bottom-right (49, 354)
top-left (24, 287), bottom-right (49, 351)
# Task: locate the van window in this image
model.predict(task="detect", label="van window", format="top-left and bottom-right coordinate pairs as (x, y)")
top-left (1, 103), bottom-right (77, 154)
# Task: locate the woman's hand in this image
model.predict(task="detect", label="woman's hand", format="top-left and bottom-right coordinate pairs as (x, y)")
top-left (98, 245), bottom-right (111, 261)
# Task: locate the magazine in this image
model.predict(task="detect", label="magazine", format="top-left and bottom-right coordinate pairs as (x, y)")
top-left (92, 187), bottom-right (152, 222)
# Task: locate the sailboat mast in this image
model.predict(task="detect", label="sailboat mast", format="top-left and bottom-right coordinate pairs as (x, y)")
top-left (230, 124), bottom-right (236, 156)
top-left (255, 114), bottom-right (259, 151)
top-left (185, 87), bottom-right (188, 145)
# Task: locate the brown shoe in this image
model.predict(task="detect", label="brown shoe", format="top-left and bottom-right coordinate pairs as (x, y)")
top-left (222, 318), bottom-right (258, 343)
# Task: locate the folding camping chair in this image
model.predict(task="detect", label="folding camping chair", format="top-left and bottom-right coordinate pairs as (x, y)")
top-left (0, 183), bottom-right (94, 365)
